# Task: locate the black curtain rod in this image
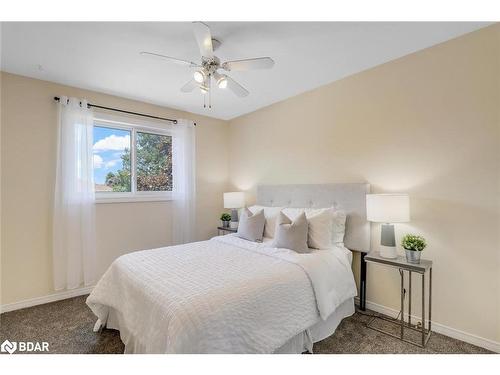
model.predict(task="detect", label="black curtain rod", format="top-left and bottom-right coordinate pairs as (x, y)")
top-left (53, 97), bottom-right (194, 126)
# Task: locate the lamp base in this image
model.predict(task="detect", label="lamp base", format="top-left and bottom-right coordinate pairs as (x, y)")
top-left (379, 246), bottom-right (398, 259)
top-left (379, 223), bottom-right (397, 258)
top-left (230, 209), bottom-right (239, 229)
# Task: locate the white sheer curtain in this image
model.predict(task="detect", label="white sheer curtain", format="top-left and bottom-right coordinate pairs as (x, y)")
top-left (172, 119), bottom-right (196, 245)
top-left (53, 96), bottom-right (96, 290)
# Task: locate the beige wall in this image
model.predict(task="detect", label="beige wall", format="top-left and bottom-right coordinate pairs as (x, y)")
top-left (1, 72), bottom-right (229, 304)
top-left (228, 25), bottom-right (500, 342)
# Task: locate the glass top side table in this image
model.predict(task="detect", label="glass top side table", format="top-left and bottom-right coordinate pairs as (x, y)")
top-left (364, 252), bottom-right (433, 348)
top-left (217, 226), bottom-right (237, 236)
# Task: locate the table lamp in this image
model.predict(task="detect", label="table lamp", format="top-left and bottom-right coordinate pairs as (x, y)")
top-left (366, 193), bottom-right (410, 259)
top-left (223, 192), bottom-right (245, 229)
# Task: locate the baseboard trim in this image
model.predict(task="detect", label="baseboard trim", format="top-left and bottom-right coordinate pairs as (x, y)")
top-left (1, 286), bottom-right (94, 314)
top-left (355, 297), bottom-right (499, 353)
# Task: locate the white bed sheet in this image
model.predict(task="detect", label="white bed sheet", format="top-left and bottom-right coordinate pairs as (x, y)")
top-left (87, 235), bottom-right (357, 353)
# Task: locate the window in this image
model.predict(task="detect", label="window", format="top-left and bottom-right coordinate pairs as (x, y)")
top-left (93, 119), bottom-right (173, 202)
top-left (93, 126), bottom-right (132, 193)
top-left (136, 132), bottom-right (173, 192)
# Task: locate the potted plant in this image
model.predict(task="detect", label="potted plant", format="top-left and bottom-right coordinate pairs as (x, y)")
top-left (220, 213), bottom-right (231, 228)
top-left (401, 234), bottom-right (427, 264)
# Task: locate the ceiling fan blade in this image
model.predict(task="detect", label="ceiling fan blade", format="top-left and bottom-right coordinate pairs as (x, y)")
top-left (225, 76), bottom-right (249, 97)
top-left (222, 57), bottom-right (274, 72)
top-left (140, 52), bottom-right (199, 67)
top-left (192, 21), bottom-right (213, 58)
top-left (180, 79), bottom-right (199, 93)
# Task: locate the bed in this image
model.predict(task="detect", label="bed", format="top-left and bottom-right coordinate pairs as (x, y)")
top-left (86, 183), bottom-right (370, 353)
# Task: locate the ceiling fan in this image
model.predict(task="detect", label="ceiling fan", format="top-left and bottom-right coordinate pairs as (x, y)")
top-left (140, 22), bottom-right (275, 108)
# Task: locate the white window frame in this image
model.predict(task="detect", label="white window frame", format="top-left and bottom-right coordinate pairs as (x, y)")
top-left (93, 115), bottom-right (173, 204)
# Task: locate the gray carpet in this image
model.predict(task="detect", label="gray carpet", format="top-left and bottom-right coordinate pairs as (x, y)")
top-left (0, 295), bottom-right (491, 354)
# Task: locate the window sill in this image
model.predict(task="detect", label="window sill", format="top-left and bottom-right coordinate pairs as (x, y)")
top-left (95, 196), bottom-right (173, 204)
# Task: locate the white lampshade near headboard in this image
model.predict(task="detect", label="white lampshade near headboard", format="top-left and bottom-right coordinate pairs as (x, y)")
top-left (256, 183), bottom-right (371, 252)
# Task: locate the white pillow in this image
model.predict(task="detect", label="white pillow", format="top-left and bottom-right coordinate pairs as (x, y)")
top-left (330, 210), bottom-right (347, 245)
top-left (306, 208), bottom-right (334, 249)
top-left (248, 205), bottom-right (284, 238)
top-left (280, 207), bottom-right (304, 221)
top-left (283, 207), bottom-right (333, 249)
top-left (303, 208), bottom-right (346, 245)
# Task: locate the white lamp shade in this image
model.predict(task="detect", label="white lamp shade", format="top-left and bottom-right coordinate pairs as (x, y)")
top-left (366, 194), bottom-right (410, 223)
top-left (223, 192), bottom-right (245, 209)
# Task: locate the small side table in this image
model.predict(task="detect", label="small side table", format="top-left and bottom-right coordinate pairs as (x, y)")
top-left (364, 252), bottom-right (432, 348)
top-left (217, 226), bottom-right (237, 236)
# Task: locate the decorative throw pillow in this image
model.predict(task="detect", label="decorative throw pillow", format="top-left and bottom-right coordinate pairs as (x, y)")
top-left (236, 208), bottom-right (265, 242)
top-left (282, 207), bottom-right (333, 249)
top-left (248, 205), bottom-right (284, 238)
top-left (272, 212), bottom-right (310, 253)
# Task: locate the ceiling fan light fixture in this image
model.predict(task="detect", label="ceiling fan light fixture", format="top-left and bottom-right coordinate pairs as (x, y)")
top-left (193, 70), bottom-right (205, 83)
top-left (217, 75), bottom-right (228, 89)
top-left (199, 85), bottom-right (209, 94)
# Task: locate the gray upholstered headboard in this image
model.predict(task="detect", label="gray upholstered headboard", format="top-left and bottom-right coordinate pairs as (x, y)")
top-left (256, 183), bottom-right (371, 252)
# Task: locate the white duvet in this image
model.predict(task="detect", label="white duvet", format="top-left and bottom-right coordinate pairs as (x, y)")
top-left (86, 235), bottom-right (357, 353)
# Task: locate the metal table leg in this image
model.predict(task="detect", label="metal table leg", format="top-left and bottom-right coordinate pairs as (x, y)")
top-left (400, 269), bottom-right (404, 339)
top-left (359, 252), bottom-right (367, 311)
top-left (421, 272), bottom-right (425, 347)
top-left (408, 270), bottom-right (412, 326)
top-left (429, 267), bottom-right (432, 332)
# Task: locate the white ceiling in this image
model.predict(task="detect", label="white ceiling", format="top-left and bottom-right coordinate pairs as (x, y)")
top-left (1, 22), bottom-right (490, 120)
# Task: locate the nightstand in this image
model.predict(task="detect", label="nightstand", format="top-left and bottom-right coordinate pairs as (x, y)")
top-left (217, 226), bottom-right (237, 236)
top-left (364, 252), bottom-right (432, 348)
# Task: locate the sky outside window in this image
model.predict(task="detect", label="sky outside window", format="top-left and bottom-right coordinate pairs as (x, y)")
top-left (93, 126), bottom-right (131, 192)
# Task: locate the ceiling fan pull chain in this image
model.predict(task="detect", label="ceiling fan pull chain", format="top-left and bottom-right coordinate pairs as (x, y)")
top-left (209, 74), bottom-right (212, 109)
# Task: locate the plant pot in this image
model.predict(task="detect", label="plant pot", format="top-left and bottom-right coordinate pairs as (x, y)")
top-left (405, 249), bottom-right (421, 264)
top-left (221, 220), bottom-right (230, 228)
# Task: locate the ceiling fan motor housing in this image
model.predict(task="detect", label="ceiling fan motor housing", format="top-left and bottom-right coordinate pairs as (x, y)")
top-left (201, 56), bottom-right (221, 75)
